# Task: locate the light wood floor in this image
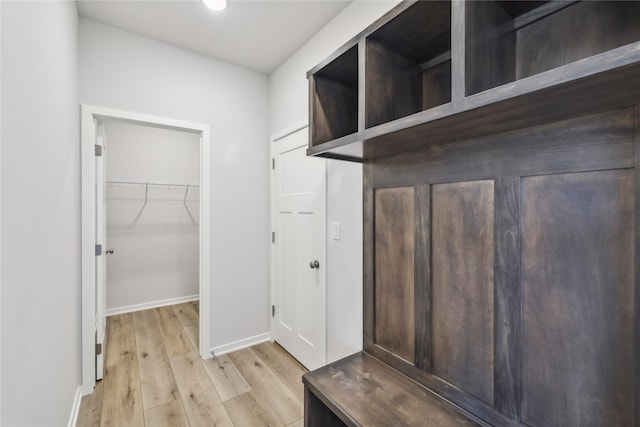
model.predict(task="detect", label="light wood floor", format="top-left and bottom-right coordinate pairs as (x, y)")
top-left (77, 302), bottom-right (307, 427)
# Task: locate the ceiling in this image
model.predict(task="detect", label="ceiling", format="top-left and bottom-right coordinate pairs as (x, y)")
top-left (76, 0), bottom-right (352, 74)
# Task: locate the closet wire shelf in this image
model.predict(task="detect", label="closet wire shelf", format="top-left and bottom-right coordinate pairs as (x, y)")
top-left (106, 179), bottom-right (200, 225)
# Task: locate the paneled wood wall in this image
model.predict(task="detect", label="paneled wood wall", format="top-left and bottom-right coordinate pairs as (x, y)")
top-left (363, 107), bottom-right (638, 425)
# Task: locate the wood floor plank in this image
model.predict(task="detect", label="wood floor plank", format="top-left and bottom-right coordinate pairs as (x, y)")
top-left (100, 357), bottom-right (144, 427)
top-left (101, 314), bottom-right (143, 426)
top-left (183, 323), bottom-right (199, 353)
top-left (131, 309), bottom-right (156, 331)
top-left (253, 342), bottom-right (306, 401)
top-left (286, 418), bottom-right (304, 427)
top-left (202, 354), bottom-right (251, 402)
top-left (228, 348), bottom-right (303, 426)
top-left (105, 313), bottom-right (136, 368)
top-left (174, 302), bottom-right (199, 327)
top-left (190, 300), bottom-right (199, 312)
top-left (169, 350), bottom-right (214, 391)
top-left (77, 376), bottom-right (104, 427)
top-left (170, 351), bottom-right (234, 426)
top-left (144, 399), bottom-right (189, 427)
top-left (173, 302), bottom-right (199, 353)
top-left (181, 381), bottom-right (234, 427)
top-left (133, 314), bottom-right (180, 410)
top-left (92, 305), bottom-right (307, 427)
top-left (155, 306), bottom-right (192, 357)
top-left (223, 391), bottom-right (280, 427)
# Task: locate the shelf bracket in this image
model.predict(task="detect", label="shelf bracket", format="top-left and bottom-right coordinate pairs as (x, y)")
top-left (183, 184), bottom-right (197, 225)
top-left (132, 182), bottom-right (149, 226)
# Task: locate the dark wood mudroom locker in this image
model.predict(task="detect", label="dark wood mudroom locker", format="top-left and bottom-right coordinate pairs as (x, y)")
top-left (302, 1), bottom-right (640, 426)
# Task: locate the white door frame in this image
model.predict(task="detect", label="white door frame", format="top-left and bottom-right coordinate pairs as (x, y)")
top-left (81, 105), bottom-right (211, 395)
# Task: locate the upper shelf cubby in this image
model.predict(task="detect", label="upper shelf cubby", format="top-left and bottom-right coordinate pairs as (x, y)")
top-left (307, 0), bottom-right (640, 162)
top-left (365, 1), bottom-right (451, 128)
top-left (310, 44), bottom-right (359, 146)
top-left (465, 1), bottom-right (640, 96)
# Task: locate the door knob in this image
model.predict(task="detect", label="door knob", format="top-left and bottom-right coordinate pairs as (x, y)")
top-left (106, 248), bottom-right (114, 255)
top-left (309, 260), bottom-right (320, 269)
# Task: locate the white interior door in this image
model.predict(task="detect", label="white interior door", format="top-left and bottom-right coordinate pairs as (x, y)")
top-left (273, 127), bottom-right (326, 371)
top-left (95, 134), bottom-right (106, 381)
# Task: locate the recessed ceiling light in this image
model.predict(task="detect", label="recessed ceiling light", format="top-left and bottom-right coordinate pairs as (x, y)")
top-left (202, 0), bottom-right (227, 11)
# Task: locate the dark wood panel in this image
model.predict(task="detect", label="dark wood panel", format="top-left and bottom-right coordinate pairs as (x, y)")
top-left (374, 187), bottom-right (415, 362)
top-left (363, 1), bottom-right (452, 129)
top-left (512, 1), bottom-right (575, 30)
top-left (303, 352), bottom-right (479, 427)
top-left (357, 41), bottom-right (366, 132)
top-left (422, 60), bottom-right (451, 111)
top-left (493, 177), bottom-right (521, 418)
top-left (367, 0), bottom-right (451, 63)
top-left (521, 169), bottom-right (635, 426)
top-left (465, 0), bottom-right (515, 95)
top-left (371, 108), bottom-right (635, 188)
top-left (414, 184), bottom-right (431, 371)
top-left (304, 388), bottom-right (347, 427)
top-left (312, 77), bottom-right (358, 146)
top-left (516, 1), bottom-right (640, 79)
top-left (365, 39), bottom-right (421, 128)
top-left (500, 1), bottom-right (548, 19)
top-left (635, 107), bottom-right (640, 427)
top-left (363, 163), bottom-right (374, 351)
top-left (431, 180), bottom-right (495, 404)
top-left (314, 44), bottom-right (358, 86)
top-left (367, 344), bottom-right (514, 427)
top-left (450, 0), bottom-right (465, 100)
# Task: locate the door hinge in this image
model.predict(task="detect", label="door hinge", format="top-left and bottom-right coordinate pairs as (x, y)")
top-left (95, 244), bottom-right (102, 256)
top-left (272, 231), bottom-right (275, 244)
top-left (95, 144), bottom-right (103, 157)
top-left (95, 342), bottom-right (102, 356)
top-left (272, 305), bottom-right (275, 317)
top-left (272, 158), bottom-right (275, 170)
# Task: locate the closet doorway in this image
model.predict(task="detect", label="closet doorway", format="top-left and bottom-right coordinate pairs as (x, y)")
top-left (81, 105), bottom-right (211, 395)
top-left (103, 121), bottom-right (200, 314)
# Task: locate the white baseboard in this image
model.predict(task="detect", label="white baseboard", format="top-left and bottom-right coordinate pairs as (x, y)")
top-left (211, 332), bottom-right (271, 358)
top-left (68, 386), bottom-right (83, 427)
top-left (106, 294), bottom-right (199, 316)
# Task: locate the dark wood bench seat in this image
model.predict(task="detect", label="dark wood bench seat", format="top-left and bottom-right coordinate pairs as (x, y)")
top-left (303, 352), bottom-right (486, 426)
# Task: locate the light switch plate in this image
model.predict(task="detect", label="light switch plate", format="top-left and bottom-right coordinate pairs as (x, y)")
top-left (332, 222), bottom-right (341, 240)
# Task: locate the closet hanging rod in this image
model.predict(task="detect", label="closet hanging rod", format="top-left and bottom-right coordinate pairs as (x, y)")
top-left (106, 179), bottom-right (199, 188)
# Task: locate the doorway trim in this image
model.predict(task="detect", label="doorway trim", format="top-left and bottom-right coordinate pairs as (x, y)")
top-left (270, 120), bottom-right (330, 370)
top-left (81, 105), bottom-right (211, 395)
top-left (269, 120), bottom-right (309, 338)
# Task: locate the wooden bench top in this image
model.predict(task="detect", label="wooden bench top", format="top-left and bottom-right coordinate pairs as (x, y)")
top-left (303, 352), bottom-right (484, 426)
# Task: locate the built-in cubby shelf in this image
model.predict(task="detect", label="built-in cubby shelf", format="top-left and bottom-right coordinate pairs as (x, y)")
top-left (365, 0), bottom-right (451, 128)
top-left (310, 45), bottom-right (358, 146)
top-left (305, 1), bottom-right (640, 426)
top-left (307, 0), bottom-right (640, 162)
top-left (466, 0), bottom-right (640, 96)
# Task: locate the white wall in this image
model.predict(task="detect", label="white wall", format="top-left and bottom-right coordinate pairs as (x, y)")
top-left (1, 1), bottom-right (81, 425)
top-left (79, 18), bottom-right (270, 349)
top-left (1, 2), bottom-right (4, 422)
top-left (269, 0), bottom-right (401, 364)
top-left (105, 121), bottom-right (200, 312)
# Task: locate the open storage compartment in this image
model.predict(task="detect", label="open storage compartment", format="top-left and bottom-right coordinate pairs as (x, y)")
top-left (466, 0), bottom-right (640, 96)
top-left (311, 45), bottom-right (359, 146)
top-left (365, 1), bottom-right (451, 128)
